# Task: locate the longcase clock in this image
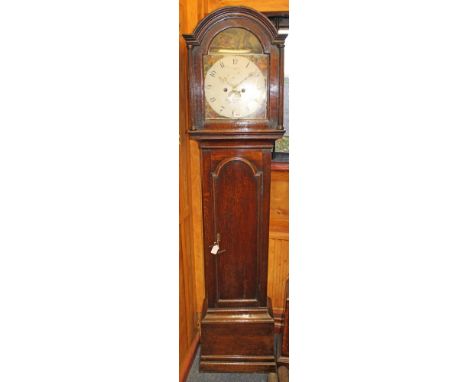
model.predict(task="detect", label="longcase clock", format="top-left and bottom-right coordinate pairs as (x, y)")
top-left (183, 6), bottom-right (287, 373)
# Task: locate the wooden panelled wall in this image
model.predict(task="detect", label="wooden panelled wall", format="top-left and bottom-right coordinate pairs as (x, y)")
top-left (179, 2), bottom-right (202, 380)
top-left (179, 1), bottom-right (288, 380)
top-left (268, 168), bottom-right (289, 330)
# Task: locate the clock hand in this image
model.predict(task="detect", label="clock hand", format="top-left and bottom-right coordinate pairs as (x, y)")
top-left (228, 89), bottom-right (241, 97)
top-left (219, 76), bottom-right (236, 88)
top-left (232, 72), bottom-right (256, 89)
top-left (219, 75), bottom-right (242, 97)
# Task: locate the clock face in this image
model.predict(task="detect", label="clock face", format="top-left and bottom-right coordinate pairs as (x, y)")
top-left (204, 55), bottom-right (267, 119)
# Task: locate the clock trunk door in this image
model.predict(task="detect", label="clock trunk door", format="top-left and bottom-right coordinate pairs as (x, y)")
top-left (202, 149), bottom-right (270, 309)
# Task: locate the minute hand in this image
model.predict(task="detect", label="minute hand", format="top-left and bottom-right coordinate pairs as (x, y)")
top-left (232, 72), bottom-right (256, 89)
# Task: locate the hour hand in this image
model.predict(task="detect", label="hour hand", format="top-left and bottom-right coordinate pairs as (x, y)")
top-left (219, 76), bottom-right (235, 88)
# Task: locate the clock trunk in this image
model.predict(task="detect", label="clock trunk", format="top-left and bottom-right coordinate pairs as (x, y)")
top-left (198, 139), bottom-right (276, 372)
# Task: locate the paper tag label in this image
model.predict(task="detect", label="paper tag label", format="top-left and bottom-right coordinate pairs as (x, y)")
top-left (211, 244), bottom-right (219, 254)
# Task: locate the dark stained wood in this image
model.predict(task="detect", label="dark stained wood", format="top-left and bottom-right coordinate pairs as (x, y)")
top-left (214, 157), bottom-right (259, 301)
top-left (264, 12), bottom-right (289, 32)
top-left (277, 278), bottom-right (289, 368)
top-left (183, 6), bottom-right (287, 373)
top-left (200, 299), bottom-right (276, 372)
top-left (201, 144), bottom-right (274, 309)
top-left (183, 6), bottom-right (287, 133)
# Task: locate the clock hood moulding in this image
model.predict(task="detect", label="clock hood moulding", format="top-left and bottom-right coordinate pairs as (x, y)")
top-left (182, 6), bottom-right (287, 48)
top-left (183, 6), bottom-right (287, 138)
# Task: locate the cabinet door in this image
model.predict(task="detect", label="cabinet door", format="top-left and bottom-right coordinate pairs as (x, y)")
top-left (202, 149), bottom-right (271, 309)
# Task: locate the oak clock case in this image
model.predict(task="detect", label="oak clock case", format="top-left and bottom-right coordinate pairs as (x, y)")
top-left (183, 7), bottom-right (286, 373)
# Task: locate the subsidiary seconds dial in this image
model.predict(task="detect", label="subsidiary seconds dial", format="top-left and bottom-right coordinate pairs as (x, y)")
top-left (204, 55), bottom-right (266, 119)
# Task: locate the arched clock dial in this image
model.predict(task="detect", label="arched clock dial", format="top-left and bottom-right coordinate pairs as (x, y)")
top-left (204, 55), bottom-right (267, 119)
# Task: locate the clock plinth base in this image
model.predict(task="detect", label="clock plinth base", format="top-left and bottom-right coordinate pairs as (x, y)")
top-left (199, 299), bottom-right (276, 373)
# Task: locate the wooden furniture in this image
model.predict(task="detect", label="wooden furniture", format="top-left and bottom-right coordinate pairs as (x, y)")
top-left (183, 6), bottom-right (286, 373)
top-left (270, 280), bottom-right (289, 382)
top-left (277, 278), bottom-right (289, 367)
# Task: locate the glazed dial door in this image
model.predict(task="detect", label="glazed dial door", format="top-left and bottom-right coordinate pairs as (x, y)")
top-left (204, 55), bottom-right (267, 119)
